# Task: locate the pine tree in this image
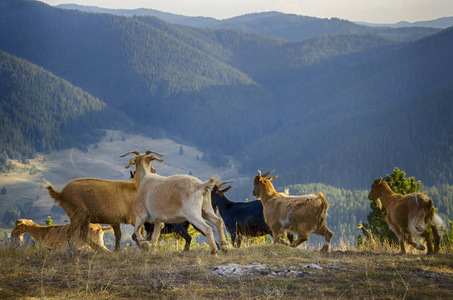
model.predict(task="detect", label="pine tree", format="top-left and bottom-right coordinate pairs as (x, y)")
top-left (359, 167), bottom-right (422, 245)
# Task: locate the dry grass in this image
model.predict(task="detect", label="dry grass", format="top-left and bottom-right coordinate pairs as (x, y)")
top-left (1, 243), bottom-right (452, 299)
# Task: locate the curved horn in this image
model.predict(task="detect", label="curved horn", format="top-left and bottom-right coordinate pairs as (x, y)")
top-left (217, 181), bottom-right (233, 189)
top-left (257, 170), bottom-right (261, 176)
top-left (145, 150), bottom-right (164, 157)
top-left (150, 155), bottom-right (165, 163)
top-left (119, 151), bottom-right (140, 157)
top-left (262, 170), bottom-right (275, 178)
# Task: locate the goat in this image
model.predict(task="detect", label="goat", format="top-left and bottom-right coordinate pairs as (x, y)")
top-left (40, 151), bottom-right (164, 252)
top-left (121, 150), bottom-right (229, 254)
top-left (11, 219), bottom-right (112, 251)
top-left (212, 182), bottom-right (294, 247)
top-left (130, 170), bottom-right (207, 251)
top-left (253, 170), bottom-right (333, 252)
top-left (368, 178), bottom-right (445, 254)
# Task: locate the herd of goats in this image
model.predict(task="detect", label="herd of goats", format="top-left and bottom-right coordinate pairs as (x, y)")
top-left (11, 150), bottom-right (446, 255)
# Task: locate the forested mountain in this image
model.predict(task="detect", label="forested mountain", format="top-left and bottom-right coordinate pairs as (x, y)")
top-left (58, 4), bottom-right (440, 42)
top-left (0, 50), bottom-right (127, 170)
top-left (1, 0), bottom-right (452, 192)
top-left (242, 27), bottom-right (453, 188)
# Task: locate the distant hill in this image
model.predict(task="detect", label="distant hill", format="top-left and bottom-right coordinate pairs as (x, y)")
top-left (57, 3), bottom-right (220, 27)
top-left (57, 4), bottom-right (440, 42)
top-left (356, 16), bottom-right (453, 29)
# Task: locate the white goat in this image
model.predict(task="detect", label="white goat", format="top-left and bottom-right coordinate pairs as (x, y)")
top-left (121, 151), bottom-right (229, 254)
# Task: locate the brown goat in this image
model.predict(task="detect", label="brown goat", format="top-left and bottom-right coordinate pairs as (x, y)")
top-left (368, 178), bottom-right (445, 254)
top-left (39, 152), bottom-right (164, 252)
top-left (11, 219), bottom-right (112, 251)
top-left (253, 170), bottom-right (333, 251)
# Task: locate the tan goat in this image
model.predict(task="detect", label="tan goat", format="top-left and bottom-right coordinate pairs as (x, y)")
top-left (40, 152), bottom-right (164, 252)
top-left (11, 219), bottom-right (112, 251)
top-left (368, 178), bottom-right (445, 254)
top-left (121, 150), bottom-right (229, 255)
top-left (253, 170), bottom-right (333, 252)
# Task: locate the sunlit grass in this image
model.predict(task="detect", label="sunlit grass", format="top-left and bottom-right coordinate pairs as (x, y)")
top-left (1, 235), bottom-right (452, 299)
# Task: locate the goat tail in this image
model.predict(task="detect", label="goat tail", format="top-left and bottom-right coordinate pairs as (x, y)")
top-left (40, 179), bottom-right (62, 206)
top-left (426, 198), bottom-right (446, 234)
top-left (317, 192), bottom-right (329, 223)
top-left (201, 175), bottom-right (221, 196)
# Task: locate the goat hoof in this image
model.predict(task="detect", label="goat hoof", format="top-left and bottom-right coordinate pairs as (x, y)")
top-left (211, 249), bottom-right (219, 255)
top-left (320, 245), bottom-right (330, 252)
top-left (416, 244), bottom-right (425, 251)
top-left (220, 242), bottom-right (229, 252)
top-left (139, 240), bottom-right (150, 252)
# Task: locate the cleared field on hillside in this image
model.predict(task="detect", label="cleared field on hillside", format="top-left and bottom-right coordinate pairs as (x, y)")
top-left (0, 130), bottom-right (243, 226)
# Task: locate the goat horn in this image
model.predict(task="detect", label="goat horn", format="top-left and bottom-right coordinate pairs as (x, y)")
top-left (150, 155), bottom-right (165, 163)
top-left (257, 170), bottom-right (261, 176)
top-left (145, 150), bottom-right (164, 157)
top-left (262, 170), bottom-right (275, 178)
top-left (119, 151), bottom-right (140, 157)
top-left (217, 181), bottom-right (233, 189)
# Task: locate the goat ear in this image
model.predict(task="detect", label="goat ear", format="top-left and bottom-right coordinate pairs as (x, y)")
top-left (124, 157), bottom-right (136, 169)
top-left (269, 175), bottom-right (278, 181)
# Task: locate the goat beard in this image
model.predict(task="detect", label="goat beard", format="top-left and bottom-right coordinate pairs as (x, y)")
top-left (374, 199), bottom-right (383, 210)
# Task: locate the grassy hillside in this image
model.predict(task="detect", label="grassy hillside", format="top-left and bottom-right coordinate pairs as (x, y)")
top-left (0, 244), bottom-right (452, 299)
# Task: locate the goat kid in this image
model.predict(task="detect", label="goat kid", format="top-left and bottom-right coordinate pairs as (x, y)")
top-left (368, 178), bottom-right (445, 254)
top-left (121, 150), bottom-right (229, 255)
top-left (253, 170), bottom-right (333, 252)
top-left (11, 219), bottom-right (112, 251)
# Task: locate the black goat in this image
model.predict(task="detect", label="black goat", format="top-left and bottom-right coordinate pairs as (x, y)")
top-left (212, 182), bottom-right (294, 247)
top-left (140, 221), bottom-right (203, 251)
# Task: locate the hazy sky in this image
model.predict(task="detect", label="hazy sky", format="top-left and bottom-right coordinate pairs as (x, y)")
top-left (39, 0), bottom-right (453, 23)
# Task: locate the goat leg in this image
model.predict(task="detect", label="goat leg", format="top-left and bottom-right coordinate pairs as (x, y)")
top-left (431, 226), bottom-right (441, 254)
top-left (150, 222), bottom-right (165, 254)
top-left (133, 217), bottom-right (149, 251)
top-left (112, 224), bottom-right (122, 252)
